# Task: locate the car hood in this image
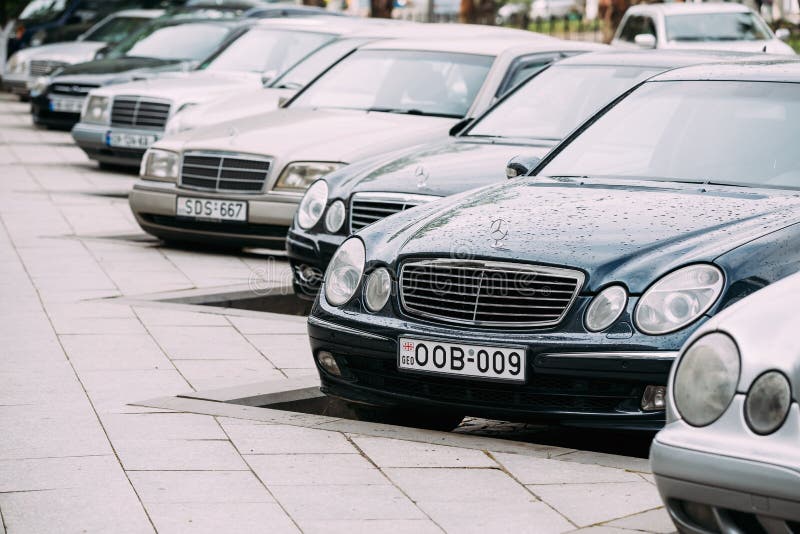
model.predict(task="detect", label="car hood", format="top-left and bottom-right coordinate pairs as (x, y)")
top-left (336, 137), bottom-right (555, 198)
top-left (91, 70), bottom-right (262, 104)
top-left (365, 177), bottom-right (800, 293)
top-left (162, 108), bottom-right (455, 164)
top-left (171, 86), bottom-right (295, 132)
top-left (21, 41), bottom-right (106, 65)
top-left (50, 58), bottom-right (194, 89)
top-left (664, 39), bottom-right (796, 55)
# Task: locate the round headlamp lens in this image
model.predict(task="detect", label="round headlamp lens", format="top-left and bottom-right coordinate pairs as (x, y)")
top-left (324, 200), bottom-right (346, 233)
top-left (585, 285), bottom-right (627, 332)
top-left (745, 371), bottom-right (791, 435)
top-left (364, 267), bottom-right (391, 312)
top-left (674, 332), bottom-right (740, 427)
top-left (297, 180), bottom-right (329, 230)
top-left (324, 238), bottom-right (365, 307)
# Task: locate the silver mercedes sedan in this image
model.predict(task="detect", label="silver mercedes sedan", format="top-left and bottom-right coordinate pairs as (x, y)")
top-left (652, 270), bottom-right (800, 532)
top-left (130, 36), bottom-right (602, 249)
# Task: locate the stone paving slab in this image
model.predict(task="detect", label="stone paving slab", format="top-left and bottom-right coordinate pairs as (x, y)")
top-left (0, 93), bottom-right (674, 533)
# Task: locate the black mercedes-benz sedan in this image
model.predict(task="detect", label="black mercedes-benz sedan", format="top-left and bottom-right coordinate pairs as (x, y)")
top-left (286, 50), bottom-right (765, 299)
top-left (306, 58), bottom-right (800, 431)
top-left (30, 15), bottom-right (243, 129)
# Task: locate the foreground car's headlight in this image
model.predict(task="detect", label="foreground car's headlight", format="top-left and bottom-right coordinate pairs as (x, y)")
top-left (297, 180), bottom-right (328, 230)
top-left (275, 162), bottom-right (342, 191)
top-left (324, 237), bottom-right (365, 306)
top-left (674, 332), bottom-right (740, 427)
top-left (364, 267), bottom-right (391, 312)
top-left (82, 95), bottom-right (110, 125)
top-left (745, 371), bottom-right (791, 435)
top-left (635, 264), bottom-right (724, 335)
top-left (324, 200), bottom-right (346, 233)
top-left (140, 149), bottom-right (180, 182)
top-left (585, 285), bottom-right (627, 332)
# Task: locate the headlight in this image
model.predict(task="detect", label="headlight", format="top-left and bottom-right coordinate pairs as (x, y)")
top-left (140, 149), bottom-right (180, 182)
top-left (674, 332), bottom-right (740, 427)
top-left (324, 237), bottom-right (365, 307)
top-left (82, 95), bottom-right (110, 125)
top-left (745, 371), bottom-right (791, 435)
top-left (324, 200), bottom-right (346, 233)
top-left (364, 267), bottom-right (391, 312)
top-left (30, 76), bottom-right (49, 97)
top-left (634, 264), bottom-right (724, 335)
top-left (275, 162), bottom-right (342, 191)
top-left (585, 285), bottom-right (627, 332)
top-left (297, 180), bottom-right (328, 230)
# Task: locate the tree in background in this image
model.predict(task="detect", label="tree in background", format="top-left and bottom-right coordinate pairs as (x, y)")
top-left (371, 0), bottom-right (393, 18)
top-left (459, 0), bottom-right (495, 24)
top-left (1, 0), bottom-right (29, 26)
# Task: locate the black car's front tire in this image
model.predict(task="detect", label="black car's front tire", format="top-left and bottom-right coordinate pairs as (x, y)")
top-left (348, 402), bottom-right (464, 432)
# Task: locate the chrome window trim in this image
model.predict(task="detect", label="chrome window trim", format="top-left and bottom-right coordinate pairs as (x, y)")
top-left (539, 351), bottom-right (678, 360)
top-left (398, 258), bottom-right (586, 328)
top-left (307, 315), bottom-right (391, 341)
top-left (179, 150), bottom-right (274, 195)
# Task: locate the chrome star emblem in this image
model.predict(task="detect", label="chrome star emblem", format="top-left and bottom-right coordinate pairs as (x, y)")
top-left (414, 165), bottom-right (429, 189)
top-left (489, 218), bottom-right (509, 249)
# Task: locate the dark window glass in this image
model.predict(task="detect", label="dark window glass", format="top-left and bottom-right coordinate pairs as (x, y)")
top-left (665, 12), bottom-right (770, 42)
top-left (618, 15), bottom-right (656, 42)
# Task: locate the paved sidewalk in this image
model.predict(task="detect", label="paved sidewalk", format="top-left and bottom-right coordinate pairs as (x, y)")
top-left (0, 94), bottom-right (674, 534)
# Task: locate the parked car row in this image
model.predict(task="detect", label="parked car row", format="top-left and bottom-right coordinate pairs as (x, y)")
top-left (2, 2), bottom-right (798, 530)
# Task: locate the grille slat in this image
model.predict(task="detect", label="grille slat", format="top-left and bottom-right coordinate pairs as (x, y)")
top-left (111, 96), bottom-right (171, 130)
top-left (180, 152), bottom-right (271, 194)
top-left (30, 60), bottom-right (68, 76)
top-left (349, 194), bottom-right (436, 232)
top-left (399, 259), bottom-right (583, 328)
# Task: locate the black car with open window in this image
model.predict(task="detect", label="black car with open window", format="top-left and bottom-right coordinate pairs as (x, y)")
top-left (306, 57), bottom-right (800, 431)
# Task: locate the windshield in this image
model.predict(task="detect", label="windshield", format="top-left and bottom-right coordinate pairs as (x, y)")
top-left (83, 16), bottom-right (150, 44)
top-left (666, 12), bottom-right (771, 42)
top-left (290, 49), bottom-right (494, 118)
top-left (270, 38), bottom-right (371, 90)
top-left (111, 22), bottom-right (231, 61)
top-left (540, 80), bottom-right (800, 189)
top-left (468, 65), bottom-right (662, 141)
top-left (202, 29), bottom-right (334, 77)
top-left (20, 0), bottom-right (67, 21)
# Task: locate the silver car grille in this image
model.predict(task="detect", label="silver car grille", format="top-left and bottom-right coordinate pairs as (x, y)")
top-left (349, 192), bottom-right (437, 232)
top-left (30, 60), bottom-right (67, 76)
top-left (180, 152), bottom-right (272, 193)
top-left (399, 259), bottom-right (584, 327)
top-left (111, 96), bottom-right (171, 129)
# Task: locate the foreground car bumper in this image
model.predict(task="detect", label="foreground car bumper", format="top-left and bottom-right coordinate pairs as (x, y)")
top-left (72, 123), bottom-right (163, 167)
top-left (307, 296), bottom-right (690, 430)
top-left (652, 412), bottom-right (800, 531)
top-left (129, 181), bottom-right (298, 249)
top-left (31, 93), bottom-right (82, 129)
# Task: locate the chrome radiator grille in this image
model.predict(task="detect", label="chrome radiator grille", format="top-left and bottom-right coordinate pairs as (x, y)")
top-left (111, 96), bottom-right (171, 129)
top-left (349, 193), bottom-right (436, 232)
top-left (30, 60), bottom-right (67, 76)
top-left (180, 152), bottom-right (271, 193)
top-left (399, 260), bottom-right (584, 327)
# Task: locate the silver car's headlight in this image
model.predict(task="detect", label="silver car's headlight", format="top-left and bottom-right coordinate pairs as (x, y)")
top-left (324, 237), bottom-right (365, 307)
top-left (585, 285), bottom-right (627, 332)
top-left (297, 180), bottom-right (328, 230)
top-left (674, 332), bottom-right (740, 427)
top-left (275, 162), bottom-right (342, 191)
top-left (140, 149), bottom-right (180, 182)
top-left (7, 54), bottom-right (25, 74)
top-left (30, 76), bottom-right (50, 97)
top-left (745, 371), bottom-right (791, 435)
top-left (82, 95), bottom-right (110, 125)
top-left (635, 264), bottom-right (724, 335)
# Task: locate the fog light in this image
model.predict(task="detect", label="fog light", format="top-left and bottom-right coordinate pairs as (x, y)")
top-left (641, 385), bottom-right (666, 411)
top-left (298, 264), bottom-right (322, 283)
top-left (317, 351), bottom-right (341, 376)
top-left (681, 501), bottom-right (718, 532)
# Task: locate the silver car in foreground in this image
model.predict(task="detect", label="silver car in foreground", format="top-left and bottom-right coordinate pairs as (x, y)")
top-left (652, 269), bottom-right (800, 531)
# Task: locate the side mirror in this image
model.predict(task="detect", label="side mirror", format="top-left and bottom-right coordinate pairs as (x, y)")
top-left (776, 28), bottom-right (791, 42)
top-left (506, 155), bottom-right (541, 179)
top-left (448, 117), bottom-right (473, 137)
top-left (634, 33), bottom-right (657, 49)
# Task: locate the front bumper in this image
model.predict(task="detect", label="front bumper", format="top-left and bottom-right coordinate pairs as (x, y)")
top-left (286, 227), bottom-right (345, 297)
top-left (72, 123), bottom-right (160, 167)
top-left (652, 400), bottom-right (800, 532)
top-left (31, 92), bottom-right (82, 129)
top-left (129, 180), bottom-right (299, 249)
top-left (307, 295), bottom-right (689, 430)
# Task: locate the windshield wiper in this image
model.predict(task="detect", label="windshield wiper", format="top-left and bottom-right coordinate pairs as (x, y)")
top-left (272, 81), bottom-right (303, 90)
top-left (365, 107), bottom-right (462, 119)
